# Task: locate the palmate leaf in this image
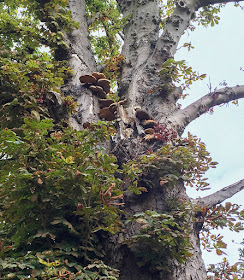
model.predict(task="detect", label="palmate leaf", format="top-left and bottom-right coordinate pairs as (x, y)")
top-left (51, 217), bottom-right (79, 235)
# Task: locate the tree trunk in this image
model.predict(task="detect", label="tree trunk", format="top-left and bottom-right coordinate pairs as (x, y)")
top-left (59, 0), bottom-right (244, 279)
top-left (103, 179), bottom-right (207, 280)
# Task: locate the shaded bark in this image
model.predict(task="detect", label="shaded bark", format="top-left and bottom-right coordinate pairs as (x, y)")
top-left (103, 174), bottom-right (207, 280)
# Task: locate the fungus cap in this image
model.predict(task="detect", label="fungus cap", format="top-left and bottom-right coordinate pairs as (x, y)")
top-left (144, 134), bottom-right (156, 141)
top-left (89, 85), bottom-right (107, 98)
top-left (99, 107), bottom-right (116, 121)
top-left (97, 79), bottom-right (110, 93)
top-left (142, 119), bottom-right (157, 128)
top-left (79, 74), bottom-right (97, 84)
top-left (92, 72), bottom-right (106, 80)
top-left (99, 99), bottom-right (114, 108)
top-left (109, 103), bottom-right (117, 113)
top-left (144, 128), bottom-right (155, 134)
top-left (135, 109), bottom-right (151, 121)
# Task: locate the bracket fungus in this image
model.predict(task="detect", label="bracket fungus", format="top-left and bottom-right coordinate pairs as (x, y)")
top-left (99, 107), bottom-right (116, 121)
top-left (109, 103), bottom-right (117, 114)
top-left (79, 73), bottom-right (111, 97)
top-left (79, 73), bottom-right (125, 122)
top-left (99, 99), bottom-right (114, 108)
top-left (142, 119), bottom-right (157, 128)
top-left (97, 79), bottom-right (111, 94)
top-left (89, 85), bottom-right (107, 99)
top-left (92, 72), bottom-right (106, 80)
top-left (144, 134), bottom-right (156, 141)
top-left (79, 74), bottom-right (97, 84)
top-left (118, 99), bottom-right (127, 105)
top-left (144, 128), bottom-right (155, 134)
top-left (135, 109), bottom-right (151, 121)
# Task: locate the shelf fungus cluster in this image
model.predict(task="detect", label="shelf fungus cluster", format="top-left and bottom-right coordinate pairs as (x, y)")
top-left (99, 99), bottom-right (127, 121)
top-left (135, 109), bottom-right (157, 141)
top-left (80, 72), bottom-right (126, 122)
top-left (79, 72), bottom-right (110, 99)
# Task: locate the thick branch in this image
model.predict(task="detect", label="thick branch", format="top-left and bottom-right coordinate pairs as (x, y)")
top-left (61, 0), bottom-right (99, 128)
top-left (168, 85), bottom-right (244, 132)
top-left (150, 0), bottom-right (198, 68)
top-left (117, 0), bottom-right (160, 104)
top-left (198, 0), bottom-right (244, 7)
top-left (197, 179), bottom-right (244, 208)
top-left (149, 0), bottom-right (244, 68)
top-left (67, 0), bottom-right (96, 83)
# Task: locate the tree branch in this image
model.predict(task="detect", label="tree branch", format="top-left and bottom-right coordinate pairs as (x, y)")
top-left (168, 85), bottom-right (244, 132)
top-left (197, 179), bottom-right (244, 208)
top-left (150, 0), bottom-right (198, 67)
top-left (198, 0), bottom-right (244, 8)
top-left (149, 0), bottom-right (244, 68)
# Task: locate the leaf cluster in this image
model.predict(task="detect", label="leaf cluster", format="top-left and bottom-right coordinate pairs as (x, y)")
top-left (0, 45), bottom-right (70, 129)
top-left (207, 257), bottom-right (244, 280)
top-left (159, 0), bottom-right (176, 29)
top-left (126, 209), bottom-right (192, 272)
top-left (0, 118), bottom-right (122, 278)
top-left (193, 4), bottom-right (225, 29)
top-left (0, 252), bottom-right (119, 279)
top-left (86, 0), bottom-right (125, 63)
top-left (160, 58), bottom-right (206, 98)
top-left (0, 0), bottom-right (78, 53)
top-left (200, 202), bottom-right (244, 256)
top-left (123, 132), bottom-right (218, 194)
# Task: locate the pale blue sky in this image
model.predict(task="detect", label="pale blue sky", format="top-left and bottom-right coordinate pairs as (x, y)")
top-left (175, 3), bottom-right (244, 265)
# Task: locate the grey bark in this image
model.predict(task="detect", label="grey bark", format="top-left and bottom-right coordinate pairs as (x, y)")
top-left (104, 176), bottom-right (207, 280)
top-left (197, 179), bottom-right (244, 208)
top-left (198, 0), bottom-right (244, 7)
top-left (150, 0), bottom-right (198, 67)
top-left (168, 85), bottom-right (244, 133)
top-left (60, 0), bottom-right (100, 129)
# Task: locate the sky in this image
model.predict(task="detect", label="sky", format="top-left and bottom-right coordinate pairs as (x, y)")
top-left (175, 3), bottom-right (244, 266)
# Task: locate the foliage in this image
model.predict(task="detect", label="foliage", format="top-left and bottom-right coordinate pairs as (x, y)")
top-left (0, 0), bottom-right (243, 279)
top-left (160, 58), bottom-right (206, 98)
top-left (0, 0), bottom-right (78, 53)
top-left (0, 1), bottom-right (122, 278)
top-left (123, 132), bottom-right (218, 194)
top-left (207, 240), bottom-right (244, 279)
top-left (0, 253), bottom-right (120, 279)
top-left (159, 1), bottom-right (225, 31)
top-left (0, 117), bottom-right (122, 278)
top-left (126, 209), bottom-right (192, 272)
top-left (0, 0), bottom-right (76, 130)
top-left (86, 0), bottom-right (126, 63)
top-left (0, 46), bottom-right (71, 129)
top-left (207, 257), bottom-right (244, 280)
top-left (153, 122), bottom-right (177, 142)
top-left (103, 54), bottom-right (125, 85)
top-left (199, 202), bottom-right (244, 256)
top-left (193, 4), bottom-right (225, 28)
top-left (159, 0), bottom-right (176, 29)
